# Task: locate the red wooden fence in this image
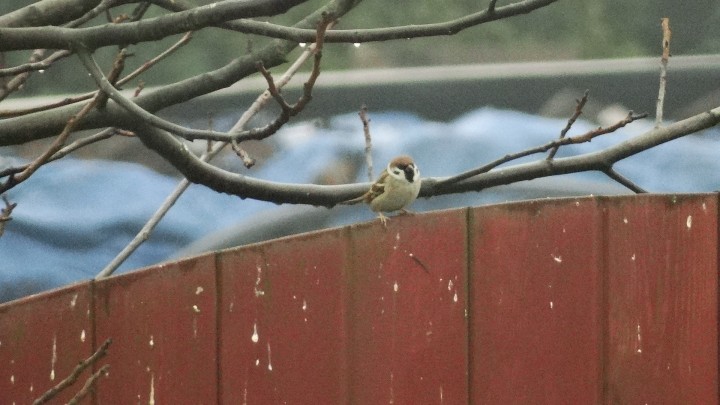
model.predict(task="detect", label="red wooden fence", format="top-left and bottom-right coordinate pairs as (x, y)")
top-left (1, 194), bottom-right (717, 404)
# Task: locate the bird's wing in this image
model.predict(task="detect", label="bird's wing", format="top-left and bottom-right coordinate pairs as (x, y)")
top-left (339, 171), bottom-right (387, 205)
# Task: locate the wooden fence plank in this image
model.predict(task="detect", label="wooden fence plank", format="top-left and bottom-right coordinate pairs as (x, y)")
top-left (218, 229), bottom-right (349, 404)
top-left (346, 211), bottom-right (469, 404)
top-left (604, 194), bottom-right (718, 403)
top-left (0, 282), bottom-right (93, 405)
top-left (470, 198), bottom-right (604, 404)
top-left (93, 254), bottom-right (218, 404)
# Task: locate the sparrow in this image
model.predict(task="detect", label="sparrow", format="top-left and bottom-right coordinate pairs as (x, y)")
top-left (342, 155), bottom-right (421, 225)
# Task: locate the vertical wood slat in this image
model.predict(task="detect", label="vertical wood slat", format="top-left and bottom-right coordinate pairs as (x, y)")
top-left (218, 229), bottom-right (349, 404)
top-left (93, 254), bottom-right (218, 404)
top-left (346, 210), bottom-right (469, 404)
top-left (604, 195), bottom-right (718, 403)
top-left (0, 282), bottom-right (94, 405)
top-left (0, 194), bottom-right (717, 404)
top-left (470, 198), bottom-right (604, 404)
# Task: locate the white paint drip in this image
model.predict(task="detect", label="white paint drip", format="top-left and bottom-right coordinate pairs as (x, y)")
top-left (550, 301), bottom-right (554, 309)
top-left (389, 371), bottom-right (395, 404)
top-left (70, 293), bottom-right (78, 308)
top-left (636, 323), bottom-right (643, 353)
top-left (254, 265), bottom-right (265, 297)
top-left (149, 373), bottom-right (155, 405)
top-left (453, 292), bottom-right (458, 303)
top-left (447, 280), bottom-right (454, 291)
top-left (302, 299), bottom-right (307, 311)
top-left (686, 215), bottom-right (692, 229)
top-left (267, 342), bottom-right (273, 371)
top-left (623, 217), bottom-right (628, 224)
top-left (393, 282), bottom-right (399, 292)
top-left (50, 335), bottom-right (57, 381)
top-left (192, 304), bottom-right (200, 313)
top-left (149, 335), bottom-right (154, 347)
top-left (80, 330), bottom-right (86, 343)
top-left (551, 254), bottom-right (562, 263)
top-left (251, 323), bottom-right (259, 343)
top-left (195, 286), bottom-right (204, 295)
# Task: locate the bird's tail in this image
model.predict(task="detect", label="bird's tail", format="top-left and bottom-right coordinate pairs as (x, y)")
top-left (339, 195), bottom-right (366, 205)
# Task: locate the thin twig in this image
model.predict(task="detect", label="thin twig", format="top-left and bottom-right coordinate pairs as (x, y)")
top-left (0, 96), bottom-right (101, 193)
top-left (655, 17), bottom-right (671, 128)
top-left (603, 167), bottom-right (647, 193)
top-left (487, 0), bottom-right (498, 13)
top-left (32, 338), bottom-right (112, 405)
top-left (0, 50), bottom-right (71, 77)
top-left (547, 89), bottom-right (589, 160)
top-left (438, 111), bottom-right (647, 187)
top-left (358, 105), bottom-right (374, 181)
top-left (0, 49), bottom-right (129, 193)
top-left (0, 47), bottom-right (131, 190)
top-left (0, 49), bottom-right (46, 102)
top-left (0, 194), bottom-right (16, 238)
top-left (0, 31), bottom-right (192, 119)
top-left (96, 48), bottom-right (129, 109)
top-left (65, 364), bottom-right (110, 405)
top-left (0, 128), bottom-right (118, 178)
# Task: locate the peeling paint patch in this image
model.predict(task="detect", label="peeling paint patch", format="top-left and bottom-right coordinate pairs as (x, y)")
top-left (551, 254), bottom-right (562, 263)
top-left (195, 286), bottom-right (204, 295)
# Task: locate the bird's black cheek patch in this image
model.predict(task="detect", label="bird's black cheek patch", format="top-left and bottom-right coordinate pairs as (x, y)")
top-left (404, 167), bottom-right (415, 182)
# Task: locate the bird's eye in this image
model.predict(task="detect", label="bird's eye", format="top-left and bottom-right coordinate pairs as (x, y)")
top-left (392, 168), bottom-right (402, 175)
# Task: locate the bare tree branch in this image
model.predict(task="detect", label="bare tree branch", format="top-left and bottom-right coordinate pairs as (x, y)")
top-left (0, 0), bottom-right (311, 51)
top-left (423, 106), bottom-right (720, 198)
top-left (438, 111), bottom-right (647, 187)
top-left (0, 1), bottom-right (345, 146)
top-left (125, 105), bottom-right (719, 207)
top-left (95, 14), bottom-right (333, 279)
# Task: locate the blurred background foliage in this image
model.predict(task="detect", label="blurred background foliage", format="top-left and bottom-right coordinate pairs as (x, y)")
top-left (2, 0), bottom-right (719, 96)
